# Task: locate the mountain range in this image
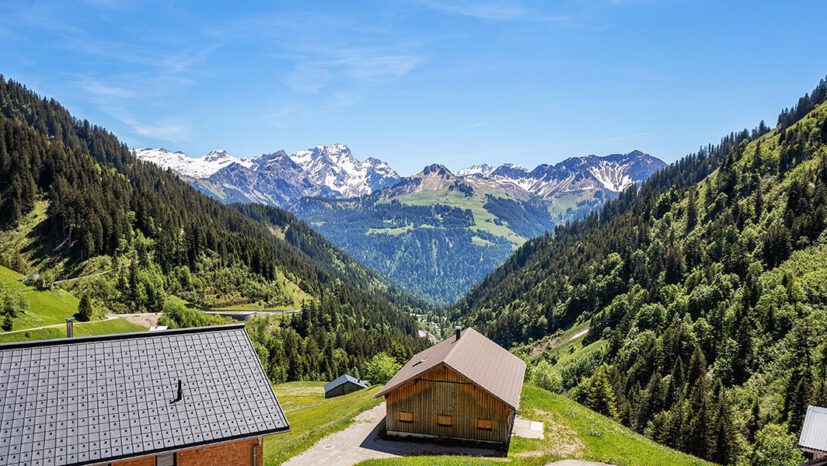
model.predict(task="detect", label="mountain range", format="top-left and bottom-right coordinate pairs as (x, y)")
top-left (134, 144), bottom-right (401, 206)
top-left (137, 144), bottom-right (664, 302)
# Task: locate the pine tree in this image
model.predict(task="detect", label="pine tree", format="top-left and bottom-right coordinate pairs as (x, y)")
top-left (711, 381), bottom-right (738, 464)
top-left (667, 356), bottom-right (686, 405)
top-left (635, 372), bottom-right (664, 432)
top-left (77, 294), bottom-right (93, 322)
top-left (687, 346), bottom-right (707, 386)
top-left (686, 188), bottom-right (698, 233)
top-left (747, 398), bottom-right (761, 443)
top-left (686, 375), bottom-right (713, 459)
top-left (784, 326), bottom-right (813, 433)
top-left (585, 365), bottom-right (620, 419)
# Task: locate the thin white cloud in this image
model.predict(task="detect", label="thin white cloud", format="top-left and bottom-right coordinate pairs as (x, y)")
top-left (463, 121), bottom-right (487, 129)
top-left (414, 0), bottom-right (529, 20)
top-left (280, 45), bottom-right (423, 94)
top-left (79, 80), bottom-right (135, 99)
top-left (119, 115), bottom-right (191, 142)
top-left (333, 91), bottom-right (363, 108)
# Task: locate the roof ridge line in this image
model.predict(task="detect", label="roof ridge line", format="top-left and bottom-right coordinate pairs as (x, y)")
top-left (0, 323), bottom-right (246, 349)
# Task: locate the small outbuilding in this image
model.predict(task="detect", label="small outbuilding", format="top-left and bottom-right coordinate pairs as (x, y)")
top-left (800, 405), bottom-right (827, 460)
top-left (376, 327), bottom-right (526, 444)
top-left (324, 374), bottom-right (369, 398)
top-left (0, 324), bottom-right (288, 466)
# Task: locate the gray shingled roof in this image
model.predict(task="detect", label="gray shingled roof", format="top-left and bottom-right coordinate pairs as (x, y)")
top-left (0, 324), bottom-right (288, 466)
top-left (376, 328), bottom-right (526, 409)
top-left (800, 405), bottom-right (827, 453)
top-left (324, 374), bottom-right (368, 393)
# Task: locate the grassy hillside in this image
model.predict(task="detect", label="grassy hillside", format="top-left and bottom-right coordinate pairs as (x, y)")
top-left (0, 264), bottom-right (147, 342)
top-left (264, 381), bottom-right (381, 465)
top-left (355, 385), bottom-right (708, 466)
top-left (0, 265), bottom-right (78, 329)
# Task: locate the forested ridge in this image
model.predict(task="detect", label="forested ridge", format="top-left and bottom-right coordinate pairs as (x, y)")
top-left (293, 195), bottom-right (516, 304)
top-left (0, 75), bottom-right (427, 381)
top-left (453, 77), bottom-right (827, 464)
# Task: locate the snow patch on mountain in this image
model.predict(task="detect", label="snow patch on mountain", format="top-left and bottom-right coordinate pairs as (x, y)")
top-left (588, 161), bottom-right (634, 192)
top-left (458, 164), bottom-right (495, 177)
top-left (133, 147), bottom-right (250, 178)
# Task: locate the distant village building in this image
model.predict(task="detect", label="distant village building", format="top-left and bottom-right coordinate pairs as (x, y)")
top-left (0, 324), bottom-right (288, 466)
top-left (800, 405), bottom-right (827, 460)
top-left (377, 327), bottom-right (526, 444)
top-left (324, 374), bottom-right (368, 398)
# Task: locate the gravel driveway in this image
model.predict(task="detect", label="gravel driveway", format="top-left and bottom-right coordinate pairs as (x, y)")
top-left (284, 402), bottom-right (503, 466)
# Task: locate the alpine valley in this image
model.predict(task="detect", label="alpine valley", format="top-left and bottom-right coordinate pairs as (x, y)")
top-left (136, 145), bottom-right (665, 303)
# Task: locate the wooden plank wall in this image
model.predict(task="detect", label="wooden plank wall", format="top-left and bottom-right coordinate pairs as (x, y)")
top-left (384, 363), bottom-right (515, 443)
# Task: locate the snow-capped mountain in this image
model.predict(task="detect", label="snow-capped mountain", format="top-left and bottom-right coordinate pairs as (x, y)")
top-left (287, 144), bottom-right (400, 198)
top-left (459, 150), bottom-right (665, 199)
top-left (457, 164), bottom-right (495, 177)
top-left (133, 147), bottom-right (251, 179)
top-left (135, 144), bottom-right (401, 208)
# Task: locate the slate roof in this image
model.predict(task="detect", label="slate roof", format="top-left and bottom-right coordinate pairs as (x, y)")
top-left (0, 324), bottom-right (288, 466)
top-left (800, 405), bottom-right (827, 453)
top-left (324, 374), bottom-right (368, 393)
top-left (376, 328), bottom-right (526, 409)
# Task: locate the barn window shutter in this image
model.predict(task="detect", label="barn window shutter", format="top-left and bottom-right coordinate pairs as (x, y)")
top-left (477, 418), bottom-right (494, 430)
top-left (437, 415), bottom-right (453, 426)
top-left (399, 411), bottom-right (414, 422)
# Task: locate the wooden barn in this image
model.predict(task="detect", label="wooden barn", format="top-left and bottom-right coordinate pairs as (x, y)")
top-left (376, 327), bottom-right (526, 444)
top-left (325, 374), bottom-right (369, 398)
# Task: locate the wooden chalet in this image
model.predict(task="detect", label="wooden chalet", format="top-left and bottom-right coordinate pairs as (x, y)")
top-left (376, 327), bottom-right (526, 444)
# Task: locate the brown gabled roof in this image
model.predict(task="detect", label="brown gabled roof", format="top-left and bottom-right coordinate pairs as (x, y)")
top-left (376, 328), bottom-right (526, 409)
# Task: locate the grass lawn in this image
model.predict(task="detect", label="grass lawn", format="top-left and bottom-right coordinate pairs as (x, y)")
top-left (264, 381), bottom-right (382, 466)
top-left (0, 265), bottom-right (79, 330)
top-left (0, 318), bottom-right (147, 343)
top-left (357, 384), bottom-right (709, 466)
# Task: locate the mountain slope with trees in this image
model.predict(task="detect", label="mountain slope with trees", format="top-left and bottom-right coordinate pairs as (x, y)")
top-left (0, 75), bottom-right (427, 382)
top-left (452, 76), bottom-right (827, 464)
top-left (295, 156), bottom-right (662, 304)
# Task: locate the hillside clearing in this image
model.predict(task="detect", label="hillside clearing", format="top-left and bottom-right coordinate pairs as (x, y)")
top-left (0, 264), bottom-right (79, 330)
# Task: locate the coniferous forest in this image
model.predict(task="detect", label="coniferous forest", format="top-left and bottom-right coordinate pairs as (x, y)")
top-left (453, 77), bottom-right (827, 463)
top-left (0, 75), bottom-right (427, 381)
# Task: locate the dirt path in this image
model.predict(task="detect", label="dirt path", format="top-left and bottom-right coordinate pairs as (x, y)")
top-left (529, 326), bottom-right (590, 357)
top-left (113, 313), bottom-right (161, 328)
top-left (284, 403), bottom-right (503, 466)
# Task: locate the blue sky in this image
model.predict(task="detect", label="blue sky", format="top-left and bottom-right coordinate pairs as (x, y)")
top-left (2, 0), bottom-right (825, 175)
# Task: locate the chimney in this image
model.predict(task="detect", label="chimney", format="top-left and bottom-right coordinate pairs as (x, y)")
top-left (455, 326), bottom-right (462, 341)
top-left (65, 317), bottom-right (74, 338)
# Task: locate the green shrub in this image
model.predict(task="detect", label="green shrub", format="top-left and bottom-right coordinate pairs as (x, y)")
top-left (532, 360), bottom-right (563, 393)
top-left (366, 352), bottom-right (401, 385)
